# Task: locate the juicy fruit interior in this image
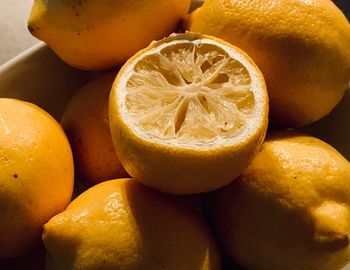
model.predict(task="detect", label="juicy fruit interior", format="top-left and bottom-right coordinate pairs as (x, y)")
top-left (125, 41), bottom-right (255, 143)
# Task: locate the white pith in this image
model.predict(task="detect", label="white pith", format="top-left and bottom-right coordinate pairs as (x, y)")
top-left (114, 37), bottom-right (266, 149)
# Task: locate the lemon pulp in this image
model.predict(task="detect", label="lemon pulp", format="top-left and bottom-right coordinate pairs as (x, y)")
top-left (122, 39), bottom-right (257, 145)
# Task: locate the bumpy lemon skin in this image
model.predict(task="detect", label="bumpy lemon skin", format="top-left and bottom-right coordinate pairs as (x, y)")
top-left (28, 0), bottom-right (191, 71)
top-left (43, 179), bottom-right (221, 270)
top-left (61, 72), bottom-right (128, 186)
top-left (0, 99), bottom-right (74, 259)
top-left (207, 131), bottom-right (350, 270)
top-left (109, 33), bottom-right (269, 195)
top-left (188, 0), bottom-right (350, 127)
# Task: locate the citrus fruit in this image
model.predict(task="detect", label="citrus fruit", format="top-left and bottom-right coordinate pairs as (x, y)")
top-left (0, 98), bottom-right (74, 259)
top-left (28, 0), bottom-right (191, 70)
top-left (61, 72), bottom-right (127, 186)
top-left (43, 179), bottom-right (221, 270)
top-left (109, 33), bottom-right (269, 195)
top-left (188, 0), bottom-right (350, 127)
top-left (207, 130), bottom-right (350, 270)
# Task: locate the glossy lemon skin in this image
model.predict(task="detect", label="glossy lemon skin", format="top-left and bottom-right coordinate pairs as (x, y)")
top-left (0, 98), bottom-right (74, 259)
top-left (43, 179), bottom-right (221, 270)
top-left (28, 0), bottom-right (191, 70)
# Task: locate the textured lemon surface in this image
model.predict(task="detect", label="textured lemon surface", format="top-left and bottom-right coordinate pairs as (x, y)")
top-left (208, 131), bottom-right (350, 270)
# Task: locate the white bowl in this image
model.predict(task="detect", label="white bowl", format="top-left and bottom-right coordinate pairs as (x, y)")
top-left (0, 42), bottom-right (92, 120)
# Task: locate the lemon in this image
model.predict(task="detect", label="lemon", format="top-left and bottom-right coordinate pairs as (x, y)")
top-left (109, 33), bottom-right (269, 195)
top-left (43, 179), bottom-right (221, 270)
top-left (207, 130), bottom-right (350, 270)
top-left (28, 0), bottom-right (191, 70)
top-left (61, 72), bottom-right (128, 186)
top-left (188, 0), bottom-right (350, 127)
top-left (0, 98), bottom-right (74, 259)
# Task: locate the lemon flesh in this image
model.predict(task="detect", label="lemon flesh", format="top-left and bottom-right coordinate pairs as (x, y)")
top-left (116, 35), bottom-right (267, 149)
top-left (126, 41), bottom-right (254, 144)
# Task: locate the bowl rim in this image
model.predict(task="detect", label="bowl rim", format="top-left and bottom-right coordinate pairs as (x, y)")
top-left (0, 42), bottom-right (46, 73)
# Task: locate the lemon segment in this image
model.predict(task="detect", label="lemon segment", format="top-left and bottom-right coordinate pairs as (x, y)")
top-left (110, 33), bottom-right (268, 194)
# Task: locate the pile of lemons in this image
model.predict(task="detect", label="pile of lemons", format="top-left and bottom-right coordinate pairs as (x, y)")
top-left (1, 0), bottom-right (350, 269)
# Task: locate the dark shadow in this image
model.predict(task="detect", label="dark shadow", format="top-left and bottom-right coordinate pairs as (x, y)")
top-left (332, 0), bottom-right (350, 20)
top-left (0, 242), bottom-right (46, 270)
top-left (302, 89), bottom-right (350, 161)
top-left (222, 255), bottom-right (245, 270)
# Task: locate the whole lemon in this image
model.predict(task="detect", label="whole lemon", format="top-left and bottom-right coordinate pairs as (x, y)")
top-left (61, 73), bottom-right (128, 186)
top-left (43, 179), bottom-right (221, 270)
top-left (0, 98), bottom-right (74, 259)
top-left (188, 0), bottom-right (350, 127)
top-left (207, 131), bottom-right (350, 270)
top-left (28, 0), bottom-right (191, 70)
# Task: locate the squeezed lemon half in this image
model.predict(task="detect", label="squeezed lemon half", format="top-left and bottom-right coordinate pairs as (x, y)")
top-left (110, 33), bottom-right (268, 194)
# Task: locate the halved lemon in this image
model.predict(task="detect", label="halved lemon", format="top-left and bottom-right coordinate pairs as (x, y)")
top-left (109, 33), bottom-right (268, 195)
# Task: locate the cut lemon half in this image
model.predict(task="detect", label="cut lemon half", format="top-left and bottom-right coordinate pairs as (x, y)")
top-left (109, 33), bottom-right (268, 195)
